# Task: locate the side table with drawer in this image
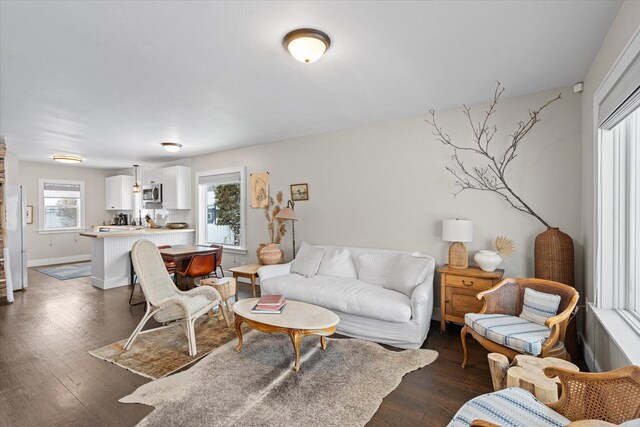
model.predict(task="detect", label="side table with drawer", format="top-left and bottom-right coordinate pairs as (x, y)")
top-left (438, 265), bottom-right (504, 333)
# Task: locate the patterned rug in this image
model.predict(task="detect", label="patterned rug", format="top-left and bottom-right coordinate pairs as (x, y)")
top-left (90, 314), bottom-right (248, 379)
top-left (35, 261), bottom-right (92, 280)
top-left (120, 332), bottom-right (438, 426)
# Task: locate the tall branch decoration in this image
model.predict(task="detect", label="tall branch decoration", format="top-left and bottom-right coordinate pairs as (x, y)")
top-left (425, 82), bottom-right (561, 227)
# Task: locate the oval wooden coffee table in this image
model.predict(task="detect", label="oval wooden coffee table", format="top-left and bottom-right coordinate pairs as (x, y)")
top-left (233, 298), bottom-right (340, 372)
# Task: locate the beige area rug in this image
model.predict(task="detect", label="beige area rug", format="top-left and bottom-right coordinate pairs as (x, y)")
top-left (89, 315), bottom-right (246, 379)
top-left (120, 333), bottom-right (438, 426)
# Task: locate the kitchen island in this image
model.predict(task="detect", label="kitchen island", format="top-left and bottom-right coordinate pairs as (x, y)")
top-left (80, 227), bottom-right (195, 289)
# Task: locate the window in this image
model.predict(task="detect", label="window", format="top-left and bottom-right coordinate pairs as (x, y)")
top-left (38, 179), bottom-right (85, 232)
top-left (196, 167), bottom-right (246, 252)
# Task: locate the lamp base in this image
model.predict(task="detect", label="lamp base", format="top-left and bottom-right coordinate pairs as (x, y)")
top-left (448, 242), bottom-right (468, 269)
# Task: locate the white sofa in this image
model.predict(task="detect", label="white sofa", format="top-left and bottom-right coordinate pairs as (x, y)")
top-left (258, 245), bottom-right (435, 349)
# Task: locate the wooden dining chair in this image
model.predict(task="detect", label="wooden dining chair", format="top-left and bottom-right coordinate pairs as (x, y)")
top-left (208, 244), bottom-right (224, 277)
top-left (177, 253), bottom-right (216, 288)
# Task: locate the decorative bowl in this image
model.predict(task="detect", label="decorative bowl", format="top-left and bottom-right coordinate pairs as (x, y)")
top-left (166, 222), bottom-right (188, 229)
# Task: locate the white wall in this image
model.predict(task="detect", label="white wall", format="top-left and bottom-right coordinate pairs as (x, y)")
top-left (17, 160), bottom-right (114, 266)
top-left (191, 86), bottom-right (583, 316)
top-left (581, 0), bottom-right (640, 371)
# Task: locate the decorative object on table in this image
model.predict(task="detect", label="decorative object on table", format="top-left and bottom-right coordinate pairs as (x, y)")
top-left (35, 262), bottom-right (91, 280)
top-left (89, 314), bottom-right (245, 379)
top-left (250, 171), bottom-right (269, 208)
top-left (120, 333), bottom-right (438, 427)
top-left (166, 222), bottom-right (188, 229)
top-left (251, 295), bottom-right (287, 314)
top-left (126, 240), bottom-right (228, 357)
top-left (494, 235), bottom-right (515, 257)
top-left (426, 82), bottom-right (577, 358)
top-left (229, 263), bottom-right (261, 299)
top-left (199, 277), bottom-right (236, 321)
top-left (258, 190), bottom-right (286, 264)
top-left (275, 200), bottom-right (299, 258)
top-left (290, 183), bottom-right (309, 201)
top-left (442, 219), bottom-right (473, 269)
top-left (461, 278), bottom-right (579, 368)
top-left (259, 243), bottom-right (284, 266)
top-left (25, 205), bottom-right (33, 224)
top-left (438, 265), bottom-right (503, 333)
top-left (448, 365), bottom-right (640, 427)
top-left (474, 250), bottom-right (502, 272)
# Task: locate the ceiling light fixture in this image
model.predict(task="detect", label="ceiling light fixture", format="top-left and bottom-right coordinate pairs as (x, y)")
top-left (132, 164), bottom-right (140, 193)
top-left (161, 142), bottom-right (182, 153)
top-left (283, 28), bottom-right (331, 64)
top-left (52, 154), bottom-right (83, 164)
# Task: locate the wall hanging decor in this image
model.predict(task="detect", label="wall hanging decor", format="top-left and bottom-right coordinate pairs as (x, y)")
top-left (290, 183), bottom-right (308, 201)
top-left (250, 171), bottom-right (269, 208)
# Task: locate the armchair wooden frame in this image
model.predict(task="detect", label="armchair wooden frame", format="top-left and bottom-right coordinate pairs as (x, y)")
top-left (461, 278), bottom-right (579, 367)
top-left (469, 365), bottom-right (640, 426)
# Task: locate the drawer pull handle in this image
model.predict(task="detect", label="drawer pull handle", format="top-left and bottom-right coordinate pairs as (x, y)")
top-left (462, 280), bottom-right (474, 286)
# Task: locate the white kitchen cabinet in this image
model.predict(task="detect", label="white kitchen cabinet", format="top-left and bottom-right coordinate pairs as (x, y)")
top-left (142, 169), bottom-right (162, 186)
top-left (161, 166), bottom-right (191, 209)
top-left (105, 175), bottom-right (134, 210)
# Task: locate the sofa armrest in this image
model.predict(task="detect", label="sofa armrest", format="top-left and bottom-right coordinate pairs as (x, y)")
top-left (257, 262), bottom-right (292, 281)
top-left (411, 280), bottom-right (433, 323)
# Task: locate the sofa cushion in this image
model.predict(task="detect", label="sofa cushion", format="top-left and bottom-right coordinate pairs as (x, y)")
top-left (317, 247), bottom-right (357, 278)
top-left (465, 313), bottom-right (552, 356)
top-left (386, 254), bottom-right (431, 297)
top-left (291, 242), bottom-right (325, 278)
top-left (447, 387), bottom-right (570, 427)
top-left (261, 274), bottom-right (412, 323)
top-left (358, 253), bottom-right (398, 285)
top-left (519, 288), bottom-right (561, 326)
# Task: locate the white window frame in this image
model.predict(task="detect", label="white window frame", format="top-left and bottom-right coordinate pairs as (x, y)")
top-left (195, 166), bottom-right (247, 254)
top-left (38, 178), bottom-right (86, 234)
top-left (593, 27), bottom-right (640, 364)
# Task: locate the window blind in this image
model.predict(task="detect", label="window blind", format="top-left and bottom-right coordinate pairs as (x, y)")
top-left (198, 172), bottom-right (241, 186)
top-left (598, 51), bottom-right (640, 130)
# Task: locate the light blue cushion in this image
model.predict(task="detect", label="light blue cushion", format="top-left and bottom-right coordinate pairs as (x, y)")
top-left (447, 387), bottom-right (570, 427)
top-left (520, 288), bottom-right (561, 326)
top-left (465, 313), bottom-right (551, 355)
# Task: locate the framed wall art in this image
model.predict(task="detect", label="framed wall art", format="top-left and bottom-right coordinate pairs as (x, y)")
top-left (290, 183), bottom-right (308, 201)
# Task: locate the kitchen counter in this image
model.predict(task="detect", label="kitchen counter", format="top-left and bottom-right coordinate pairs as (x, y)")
top-left (80, 227), bottom-right (195, 289)
top-left (80, 227), bottom-right (195, 239)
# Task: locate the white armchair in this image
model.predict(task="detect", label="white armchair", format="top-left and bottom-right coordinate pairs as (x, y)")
top-left (124, 239), bottom-right (228, 357)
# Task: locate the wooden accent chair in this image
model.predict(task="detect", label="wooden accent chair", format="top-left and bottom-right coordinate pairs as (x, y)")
top-left (461, 278), bottom-right (579, 367)
top-left (208, 244), bottom-right (224, 278)
top-left (176, 253), bottom-right (216, 288)
top-left (456, 365), bottom-right (640, 427)
top-left (124, 240), bottom-right (228, 356)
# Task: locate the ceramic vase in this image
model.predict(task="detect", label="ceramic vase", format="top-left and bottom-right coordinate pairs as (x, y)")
top-left (259, 243), bottom-right (284, 265)
top-left (474, 250), bottom-right (502, 272)
top-left (256, 243), bottom-right (267, 265)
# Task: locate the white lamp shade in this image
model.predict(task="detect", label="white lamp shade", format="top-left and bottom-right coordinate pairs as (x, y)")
top-left (442, 219), bottom-right (473, 243)
top-left (287, 37), bottom-right (327, 63)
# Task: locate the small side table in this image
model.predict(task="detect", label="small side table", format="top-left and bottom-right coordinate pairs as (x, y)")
top-left (228, 264), bottom-right (261, 299)
top-left (506, 354), bottom-right (579, 403)
top-left (438, 265), bottom-right (504, 333)
top-left (200, 277), bottom-right (236, 321)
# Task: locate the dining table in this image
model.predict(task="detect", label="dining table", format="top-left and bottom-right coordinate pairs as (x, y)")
top-left (159, 245), bottom-right (220, 288)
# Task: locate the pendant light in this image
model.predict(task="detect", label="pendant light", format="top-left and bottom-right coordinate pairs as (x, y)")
top-left (283, 28), bottom-right (331, 64)
top-left (132, 165), bottom-right (140, 193)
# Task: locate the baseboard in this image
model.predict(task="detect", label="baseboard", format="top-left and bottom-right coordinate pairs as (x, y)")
top-left (28, 254), bottom-right (91, 267)
top-left (581, 332), bottom-right (601, 372)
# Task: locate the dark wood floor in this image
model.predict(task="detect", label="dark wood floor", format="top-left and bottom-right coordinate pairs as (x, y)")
top-left (0, 267), bottom-right (495, 427)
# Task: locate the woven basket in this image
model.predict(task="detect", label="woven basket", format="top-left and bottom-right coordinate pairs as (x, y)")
top-left (535, 227), bottom-right (577, 358)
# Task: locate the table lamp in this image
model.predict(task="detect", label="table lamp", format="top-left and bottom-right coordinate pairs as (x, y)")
top-left (442, 219), bottom-right (473, 269)
top-left (275, 200), bottom-right (299, 258)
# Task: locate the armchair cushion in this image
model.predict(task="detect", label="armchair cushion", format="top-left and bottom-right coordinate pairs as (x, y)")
top-left (291, 242), bottom-right (325, 278)
top-left (465, 313), bottom-right (551, 356)
top-left (448, 387), bottom-right (570, 427)
top-left (520, 288), bottom-right (561, 326)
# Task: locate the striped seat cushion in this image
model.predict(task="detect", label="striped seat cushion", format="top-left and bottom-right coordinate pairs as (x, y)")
top-left (465, 313), bottom-right (551, 355)
top-left (447, 387), bottom-right (570, 427)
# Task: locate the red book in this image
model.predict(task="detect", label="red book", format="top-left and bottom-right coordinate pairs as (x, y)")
top-left (254, 300), bottom-right (287, 311)
top-left (257, 294), bottom-right (284, 306)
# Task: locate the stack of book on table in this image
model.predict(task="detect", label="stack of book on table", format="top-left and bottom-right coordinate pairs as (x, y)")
top-left (251, 294), bottom-right (287, 314)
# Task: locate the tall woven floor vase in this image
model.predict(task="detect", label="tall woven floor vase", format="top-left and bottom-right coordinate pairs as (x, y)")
top-left (534, 227), bottom-right (578, 359)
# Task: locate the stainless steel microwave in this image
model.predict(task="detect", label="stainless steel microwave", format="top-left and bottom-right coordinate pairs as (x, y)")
top-left (142, 184), bottom-right (162, 204)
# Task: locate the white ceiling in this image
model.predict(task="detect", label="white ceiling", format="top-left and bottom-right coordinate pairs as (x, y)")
top-left (0, 0), bottom-right (621, 169)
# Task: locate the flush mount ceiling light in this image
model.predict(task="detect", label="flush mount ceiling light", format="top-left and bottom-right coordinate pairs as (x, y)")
top-left (161, 142), bottom-right (182, 153)
top-left (52, 154), bottom-right (83, 164)
top-left (283, 28), bottom-right (331, 64)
